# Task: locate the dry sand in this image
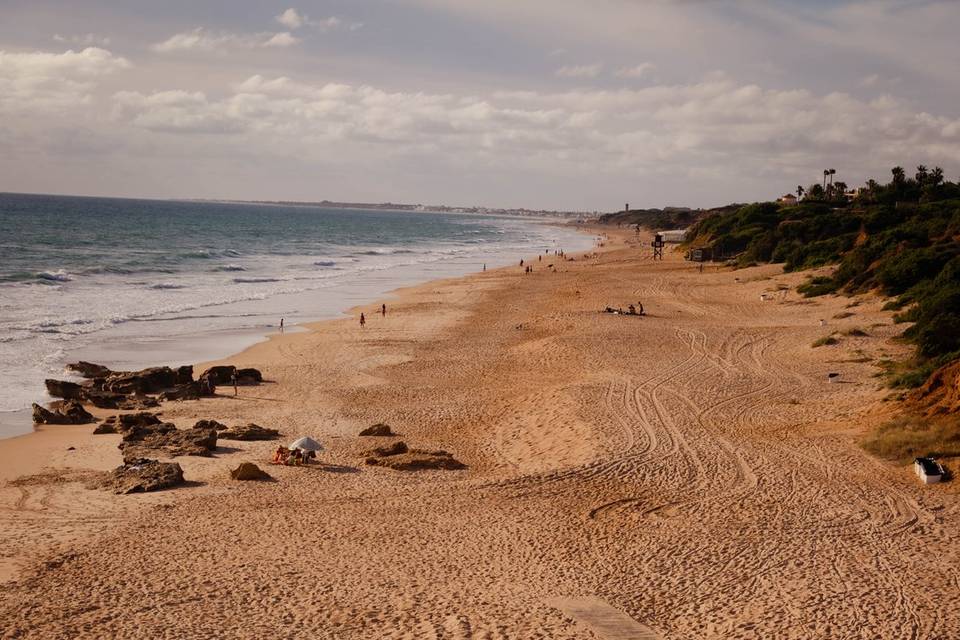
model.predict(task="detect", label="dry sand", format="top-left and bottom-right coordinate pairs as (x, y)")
top-left (1, 230), bottom-right (958, 639)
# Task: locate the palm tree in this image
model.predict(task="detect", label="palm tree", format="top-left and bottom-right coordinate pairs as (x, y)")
top-left (834, 181), bottom-right (848, 200)
top-left (916, 165), bottom-right (928, 185)
top-left (931, 166), bottom-right (944, 186)
top-left (891, 166), bottom-right (906, 185)
top-left (829, 168), bottom-right (836, 187)
top-left (797, 185), bottom-right (805, 200)
top-left (823, 169), bottom-right (829, 190)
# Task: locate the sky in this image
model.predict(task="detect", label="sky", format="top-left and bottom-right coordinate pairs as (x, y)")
top-left (1, 0), bottom-right (959, 210)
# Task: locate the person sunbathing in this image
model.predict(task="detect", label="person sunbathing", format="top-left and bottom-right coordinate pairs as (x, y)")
top-left (272, 446), bottom-right (290, 464)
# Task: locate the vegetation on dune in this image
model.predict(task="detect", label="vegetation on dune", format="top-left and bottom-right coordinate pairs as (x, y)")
top-left (686, 167), bottom-right (960, 464)
top-left (863, 414), bottom-right (960, 463)
top-left (598, 204), bottom-right (741, 230)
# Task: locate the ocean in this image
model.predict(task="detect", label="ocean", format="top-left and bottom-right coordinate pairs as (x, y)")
top-left (0, 193), bottom-right (593, 437)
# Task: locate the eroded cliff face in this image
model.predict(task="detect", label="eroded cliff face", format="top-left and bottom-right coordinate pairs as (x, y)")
top-left (909, 360), bottom-right (960, 416)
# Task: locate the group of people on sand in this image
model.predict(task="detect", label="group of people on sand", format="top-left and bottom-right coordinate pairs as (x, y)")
top-left (272, 446), bottom-right (317, 466)
top-left (604, 302), bottom-right (645, 316)
top-left (360, 303), bottom-right (387, 328)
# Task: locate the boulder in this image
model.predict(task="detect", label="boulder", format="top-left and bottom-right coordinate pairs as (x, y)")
top-left (117, 395), bottom-right (160, 410)
top-left (359, 423), bottom-right (394, 437)
top-left (83, 390), bottom-right (129, 409)
top-left (32, 401), bottom-right (95, 425)
top-left (230, 462), bottom-right (272, 481)
top-left (365, 450), bottom-right (466, 471)
top-left (94, 458), bottom-right (185, 494)
top-left (66, 361), bottom-right (113, 378)
top-left (193, 419), bottom-right (227, 431)
top-left (44, 379), bottom-right (85, 400)
top-left (121, 421), bottom-right (177, 442)
top-left (120, 427), bottom-right (218, 459)
top-left (176, 365), bottom-right (194, 385)
top-left (219, 423), bottom-right (280, 441)
top-left (159, 382), bottom-right (202, 401)
top-left (236, 368), bottom-right (263, 385)
top-left (102, 366), bottom-right (180, 395)
top-left (199, 365), bottom-right (236, 386)
top-left (94, 412), bottom-right (162, 435)
top-left (363, 441), bottom-right (408, 457)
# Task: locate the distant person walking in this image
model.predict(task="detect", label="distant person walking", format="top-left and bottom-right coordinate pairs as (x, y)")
top-left (231, 370), bottom-right (238, 396)
top-left (280, 317), bottom-right (284, 333)
top-left (360, 313), bottom-right (366, 328)
top-left (381, 303), bottom-right (386, 317)
top-left (483, 263), bottom-right (486, 271)
top-left (520, 259), bottom-right (524, 267)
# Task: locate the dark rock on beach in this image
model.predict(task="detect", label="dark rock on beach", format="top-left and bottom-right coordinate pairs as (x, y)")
top-left (236, 368), bottom-right (263, 384)
top-left (66, 361), bottom-right (113, 378)
top-left (359, 423), bottom-right (394, 437)
top-left (363, 441), bottom-right (408, 457)
top-left (218, 423), bottom-right (280, 441)
top-left (44, 379), bottom-right (85, 401)
top-left (32, 401), bottom-right (95, 425)
top-left (93, 458), bottom-right (185, 494)
top-left (230, 462), bottom-right (272, 481)
top-left (200, 366), bottom-right (237, 386)
top-left (365, 449), bottom-right (466, 471)
top-left (193, 419), bottom-right (227, 431)
top-left (120, 424), bottom-right (218, 459)
top-left (94, 412), bottom-right (162, 435)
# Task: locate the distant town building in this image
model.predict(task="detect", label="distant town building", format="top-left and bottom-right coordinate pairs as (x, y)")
top-left (777, 193), bottom-right (798, 205)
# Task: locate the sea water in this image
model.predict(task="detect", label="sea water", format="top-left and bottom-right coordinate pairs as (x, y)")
top-left (0, 193), bottom-right (592, 436)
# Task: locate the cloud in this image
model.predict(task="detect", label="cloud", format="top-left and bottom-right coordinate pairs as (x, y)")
top-left (616, 63), bottom-right (655, 78)
top-left (152, 28), bottom-right (300, 53)
top-left (0, 47), bottom-right (130, 113)
top-left (53, 33), bottom-right (111, 46)
top-left (555, 64), bottom-right (602, 78)
top-left (276, 8), bottom-right (305, 29)
top-left (275, 8), bottom-right (359, 32)
top-left (109, 73), bottom-right (960, 187)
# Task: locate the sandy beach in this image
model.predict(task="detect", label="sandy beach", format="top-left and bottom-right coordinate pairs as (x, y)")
top-left (1, 229), bottom-right (957, 639)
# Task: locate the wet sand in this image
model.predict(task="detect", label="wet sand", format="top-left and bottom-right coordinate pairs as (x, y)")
top-left (1, 230), bottom-right (958, 639)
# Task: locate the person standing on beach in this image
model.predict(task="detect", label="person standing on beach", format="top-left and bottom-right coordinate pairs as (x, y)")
top-left (231, 370), bottom-right (238, 396)
top-left (381, 303), bottom-right (386, 317)
top-left (280, 318), bottom-right (284, 333)
top-left (520, 259), bottom-right (524, 267)
top-left (360, 313), bottom-right (366, 328)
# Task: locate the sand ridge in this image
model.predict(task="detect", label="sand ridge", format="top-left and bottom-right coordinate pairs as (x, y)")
top-left (1, 230), bottom-right (958, 639)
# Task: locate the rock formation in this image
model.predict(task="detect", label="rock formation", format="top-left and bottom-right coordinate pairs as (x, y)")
top-left (32, 401), bottom-right (95, 425)
top-left (359, 423), bottom-right (394, 436)
top-left (230, 462), bottom-right (272, 481)
top-left (93, 458), bottom-right (185, 494)
top-left (218, 423), bottom-right (280, 441)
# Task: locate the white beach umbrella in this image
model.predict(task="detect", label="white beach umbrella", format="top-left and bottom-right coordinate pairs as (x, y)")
top-left (289, 436), bottom-right (324, 452)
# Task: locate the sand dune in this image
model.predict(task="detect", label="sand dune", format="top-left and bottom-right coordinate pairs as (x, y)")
top-left (1, 230), bottom-right (957, 639)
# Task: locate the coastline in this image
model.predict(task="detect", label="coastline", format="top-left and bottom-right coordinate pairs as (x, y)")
top-left (0, 219), bottom-right (597, 439)
top-left (2, 227), bottom-right (957, 638)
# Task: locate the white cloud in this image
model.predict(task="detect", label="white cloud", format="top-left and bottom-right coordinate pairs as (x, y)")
top-left (0, 47), bottom-right (130, 113)
top-left (555, 64), bottom-right (602, 78)
top-left (275, 8), bottom-right (358, 32)
top-left (53, 33), bottom-right (111, 46)
top-left (616, 63), bottom-right (655, 78)
top-left (276, 8), bottom-right (305, 29)
top-left (110, 73), bottom-right (960, 184)
top-left (152, 27), bottom-right (300, 53)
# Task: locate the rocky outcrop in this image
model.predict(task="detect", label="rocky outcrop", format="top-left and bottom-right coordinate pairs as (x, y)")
top-left (198, 365), bottom-right (262, 387)
top-left (159, 382), bottom-right (202, 401)
top-left (93, 458), bottom-right (185, 494)
top-left (365, 449), bottom-right (466, 471)
top-left (230, 462), bottom-right (272, 481)
top-left (32, 401), bottom-right (95, 425)
top-left (66, 361), bottom-right (113, 378)
top-left (120, 425), bottom-right (218, 459)
top-left (44, 379), bottom-right (85, 401)
top-left (101, 367), bottom-right (182, 395)
top-left (219, 423), bottom-right (280, 441)
top-left (118, 395), bottom-right (160, 410)
top-left (359, 423), bottom-right (395, 437)
top-left (236, 368), bottom-right (263, 384)
top-left (199, 366), bottom-right (236, 386)
top-left (363, 441), bottom-right (408, 457)
top-left (94, 412), bottom-right (162, 435)
top-left (193, 419), bottom-right (227, 431)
